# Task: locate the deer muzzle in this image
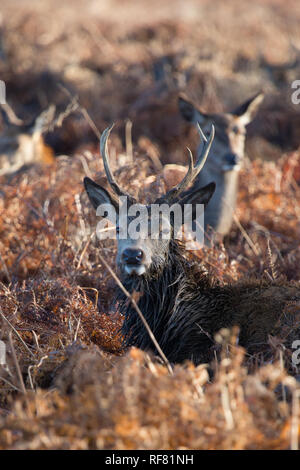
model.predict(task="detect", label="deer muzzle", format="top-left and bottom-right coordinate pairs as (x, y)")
top-left (120, 247), bottom-right (146, 276)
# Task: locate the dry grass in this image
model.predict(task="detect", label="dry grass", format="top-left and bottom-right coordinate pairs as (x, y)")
top-left (0, 0), bottom-right (300, 450)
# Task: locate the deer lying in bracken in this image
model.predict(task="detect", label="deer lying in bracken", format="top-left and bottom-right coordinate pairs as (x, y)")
top-left (84, 125), bottom-right (300, 365)
top-left (178, 92), bottom-right (264, 241)
top-left (0, 104), bottom-right (54, 176)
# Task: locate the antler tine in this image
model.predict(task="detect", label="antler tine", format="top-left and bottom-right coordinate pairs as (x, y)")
top-left (160, 124), bottom-right (214, 203)
top-left (100, 124), bottom-right (135, 200)
top-left (178, 124), bottom-right (214, 189)
top-left (195, 123), bottom-right (214, 172)
top-left (196, 122), bottom-right (206, 155)
top-left (172, 146), bottom-right (195, 192)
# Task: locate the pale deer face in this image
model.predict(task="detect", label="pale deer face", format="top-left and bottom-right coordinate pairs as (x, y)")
top-left (178, 93), bottom-right (264, 173)
top-left (84, 125), bottom-right (215, 280)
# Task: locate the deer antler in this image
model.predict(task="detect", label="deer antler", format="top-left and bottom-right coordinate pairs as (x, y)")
top-left (158, 123), bottom-right (215, 203)
top-left (100, 122), bottom-right (214, 205)
top-left (100, 124), bottom-right (136, 202)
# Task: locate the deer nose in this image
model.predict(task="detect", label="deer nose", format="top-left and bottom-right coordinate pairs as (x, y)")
top-left (122, 248), bottom-right (144, 265)
top-left (224, 153), bottom-right (239, 167)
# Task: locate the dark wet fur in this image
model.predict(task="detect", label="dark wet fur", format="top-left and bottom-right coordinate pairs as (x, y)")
top-left (117, 240), bottom-right (300, 365)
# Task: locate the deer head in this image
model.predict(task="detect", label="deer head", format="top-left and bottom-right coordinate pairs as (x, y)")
top-left (178, 92), bottom-right (264, 237)
top-left (84, 124), bottom-right (215, 279)
top-left (178, 92), bottom-right (264, 172)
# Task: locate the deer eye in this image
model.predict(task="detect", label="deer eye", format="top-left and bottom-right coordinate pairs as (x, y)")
top-left (232, 125), bottom-right (239, 135)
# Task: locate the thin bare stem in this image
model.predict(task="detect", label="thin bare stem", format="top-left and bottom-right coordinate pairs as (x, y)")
top-left (232, 212), bottom-right (260, 257)
top-left (0, 375), bottom-right (22, 393)
top-left (125, 119), bottom-right (133, 162)
top-left (76, 232), bottom-right (95, 270)
top-left (8, 331), bottom-right (26, 394)
top-left (0, 307), bottom-right (34, 357)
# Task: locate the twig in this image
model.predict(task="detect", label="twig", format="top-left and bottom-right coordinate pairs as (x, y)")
top-left (74, 193), bottom-right (87, 240)
top-left (0, 102), bottom-right (24, 126)
top-left (125, 119), bottom-right (133, 162)
top-left (0, 375), bottom-right (22, 393)
top-left (221, 384), bottom-right (234, 430)
top-left (79, 154), bottom-right (93, 179)
top-left (74, 317), bottom-right (81, 342)
top-left (79, 287), bottom-right (99, 309)
top-left (232, 212), bottom-right (260, 257)
top-left (8, 331), bottom-right (26, 394)
top-left (79, 107), bottom-right (101, 139)
top-left (58, 84), bottom-right (101, 139)
top-left (0, 307), bottom-right (34, 357)
top-left (266, 237), bottom-right (278, 280)
top-left (28, 355), bottom-right (49, 391)
top-left (76, 232), bottom-right (95, 270)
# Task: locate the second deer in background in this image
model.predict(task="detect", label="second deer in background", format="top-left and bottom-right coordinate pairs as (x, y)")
top-left (178, 92), bottom-right (264, 242)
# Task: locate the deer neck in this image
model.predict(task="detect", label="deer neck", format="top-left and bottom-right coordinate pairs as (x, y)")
top-left (118, 241), bottom-right (188, 348)
top-left (198, 168), bottom-right (239, 235)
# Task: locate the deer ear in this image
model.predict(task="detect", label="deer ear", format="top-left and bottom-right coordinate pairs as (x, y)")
top-left (179, 182), bottom-right (216, 208)
top-left (173, 182), bottom-right (215, 231)
top-left (84, 177), bottom-right (118, 211)
top-left (232, 92), bottom-right (264, 125)
top-left (178, 95), bottom-right (207, 124)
